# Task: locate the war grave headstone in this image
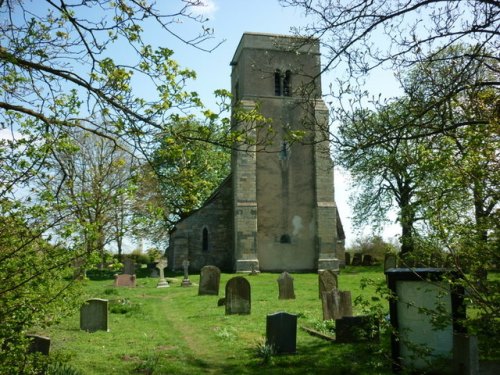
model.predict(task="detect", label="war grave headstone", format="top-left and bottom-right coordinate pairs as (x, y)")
top-left (318, 269), bottom-right (338, 299)
top-left (198, 265), bottom-right (221, 296)
top-left (26, 334), bottom-right (50, 355)
top-left (335, 315), bottom-right (379, 343)
top-left (384, 253), bottom-right (397, 271)
top-left (225, 276), bottom-right (251, 315)
top-left (155, 258), bottom-right (169, 288)
top-left (114, 273), bottom-right (136, 287)
top-left (385, 268), bottom-right (466, 373)
top-left (277, 272), bottom-right (295, 299)
top-left (181, 259), bottom-right (192, 287)
top-left (80, 298), bottom-right (108, 332)
top-left (266, 312), bottom-right (297, 354)
top-left (351, 253), bottom-right (362, 266)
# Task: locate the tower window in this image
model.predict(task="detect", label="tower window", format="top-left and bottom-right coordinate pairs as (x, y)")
top-left (280, 234), bottom-right (291, 244)
top-left (283, 70), bottom-right (292, 96)
top-left (202, 227), bottom-right (209, 252)
top-left (274, 69), bottom-right (282, 96)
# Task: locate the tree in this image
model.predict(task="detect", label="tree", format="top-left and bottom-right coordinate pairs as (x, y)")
top-left (280, 0), bottom-right (499, 144)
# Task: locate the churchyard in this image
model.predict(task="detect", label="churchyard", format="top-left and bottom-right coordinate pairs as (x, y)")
top-left (38, 266), bottom-right (393, 374)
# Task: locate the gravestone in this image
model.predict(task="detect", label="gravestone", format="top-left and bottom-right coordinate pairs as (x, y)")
top-left (26, 334), bottom-right (50, 355)
top-left (198, 265), bottom-right (221, 296)
top-left (225, 276), bottom-right (251, 315)
top-left (453, 334), bottom-right (479, 375)
top-left (351, 253), bottom-right (362, 266)
top-left (318, 269), bottom-right (338, 298)
top-left (321, 290), bottom-right (353, 321)
top-left (335, 315), bottom-right (379, 343)
top-left (80, 298), bottom-right (108, 332)
top-left (181, 259), bottom-right (192, 287)
top-left (277, 272), bottom-right (295, 299)
top-left (266, 312), bottom-right (297, 354)
top-left (344, 253), bottom-right (351, 266)
top-left (122, 257), bottom-right (135, 274)
top-left (385, 268), bottom-right (465, 372)
top-left (155, 258), bottom-right (169, 288)
top-left (72, 256), bottom-right (86, 280)
top-left (114, 274), bottom-right (136, 287)
top-left (384, 253), bottom-right (397, 271)
top-left (362, 254), bottom-right (373, 266)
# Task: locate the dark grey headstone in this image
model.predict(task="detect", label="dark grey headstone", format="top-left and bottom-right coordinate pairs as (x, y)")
top-left (26, 334), bottom-right (50, 355)
top-left (321, 289), bottom-right (341, 320)
top-left (225, 276), bottom-right (251, 315)
top-left (362, 254), bottom-right (373, 266)
top-left (384, 253), bottom-right (397, 270)
top-left (345, 253), bottom-right (351, 266)
top-left (335, 316), bottom-right (379, 343)
top-left (351, 253), bottom-right (362, 266)
top-left (453, 334), bottom-right (479, 375)
top-left (266, 312), bottom-right (297, 354)
top-left (122, 257), bottom-right (135, 274)
top-left (277, 272), bottom-right (295, 299)
top-left (318, 270), bottom-right (338, 299)
top-left (80, 298), bottom-right (108, 332)
top-left (198, 265), bottom-right (221, 296)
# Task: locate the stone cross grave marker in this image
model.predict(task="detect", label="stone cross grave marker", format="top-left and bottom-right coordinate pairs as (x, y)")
top-left (318, 269), bottom-right (338, 299)
top-left (225, 276), bottom-right (251, 315)
top-left (155, 258), bottom-right (169, 288)
top-left (198, 265), bottom-right (221, 296)
top-left (114, 274), bottom-right (136, 287)
top-left (277, 272), bottom-right (295, 299)
top-left (266, 312), bottom-right (297, 354)
top-left (181, 259), bottom-right (192, 287)
top-left (80, 298), bottom-right (108, 332)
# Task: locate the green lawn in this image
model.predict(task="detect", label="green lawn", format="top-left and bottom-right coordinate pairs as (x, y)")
top-left (42, 266), bottom-right (393, 374)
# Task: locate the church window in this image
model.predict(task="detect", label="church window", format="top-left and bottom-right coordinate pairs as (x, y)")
top-left (274, 69), bottom-right (282, 96)
top-left (283, 70), bottom-right (292, 96)
top-left (202, 227), bottom-right (209, 252)
top-left (280, 234), bottom-right (291, 244)
top-left (279, 141), bottom-right (289, 160)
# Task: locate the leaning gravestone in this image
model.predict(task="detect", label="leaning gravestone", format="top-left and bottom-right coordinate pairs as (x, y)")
top-left (277, 272), bottom-right (295, 299)
top-left (266, 312), bottom-right (297, 354)
top-left (80, 298), bottom-right (108, 332)
top-left (198, 265), bottom-right (221, 296)
top-left (318, 270), bottom-right (338, 299)
top-left (26, 334), bottom-right (50, 355)
top-left (362, 254), bottom-right (373, 266)
top-left (344, 252), bottom-right (351, 266)
top-left (225, 276), bottom-right (251, 315)
top-left (114, 274), bottom-right (136, 287)
top-left (384, 253), bottom-right (397, 271)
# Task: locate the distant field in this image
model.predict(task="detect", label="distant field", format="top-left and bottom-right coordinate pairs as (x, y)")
top-left (42, 266), bottom-right (394, 374)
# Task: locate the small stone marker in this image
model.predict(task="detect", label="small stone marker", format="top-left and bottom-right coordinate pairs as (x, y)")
top-left (181, 259), bottom-right (192, 287)
top-left (266, 312), bottom-right (297, 354)
top-left (384, 253), bottom-right (397, 271)
top-left (155, 258), bottom-right (169, 288)
top-left (318, 269), bottom-right (338, 298)
top-left (114, 274), bottom-right (136, 287)
top-left (335, 315), bottom-right (379, 343)
top-left (198, 265), bottom-right (221, 296)
top-left (80, 298), bottom-right (108, 332)
top-left (225, 276), bottom-right (251, 315)
top-left (26, 334), bottom-right (50, 355)
top-left (277, 272), bottom-right (295, 299)
top-left (351, 253), bottom-right (362, 266)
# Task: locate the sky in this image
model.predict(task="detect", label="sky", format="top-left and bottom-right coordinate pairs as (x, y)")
top-left (162, 0), bottom-right (402, 247)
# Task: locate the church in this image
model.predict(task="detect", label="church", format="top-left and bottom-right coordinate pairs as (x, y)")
top-left (168, 33), bottom-right (345, 273)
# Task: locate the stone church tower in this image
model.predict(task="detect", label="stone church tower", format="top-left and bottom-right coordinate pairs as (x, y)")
top-left (168, 33), bottom-right (344, 273)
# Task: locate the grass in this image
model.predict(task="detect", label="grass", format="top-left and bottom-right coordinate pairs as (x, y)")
top-left (41, 266), bottom-right (393, 374)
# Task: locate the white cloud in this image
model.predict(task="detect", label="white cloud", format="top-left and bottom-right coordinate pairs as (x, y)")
top-left (189, 0), bottom-right (218, 18)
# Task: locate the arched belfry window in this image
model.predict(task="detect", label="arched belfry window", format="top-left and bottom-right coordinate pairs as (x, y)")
top-left (283, 70), bottom-right (292, 96)
top-left (280, 234), bottom-right (291, 244)
top-left (274, 69), bottom-right (282, 96)
top-left (202, 227), bottom-right (209, 252)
